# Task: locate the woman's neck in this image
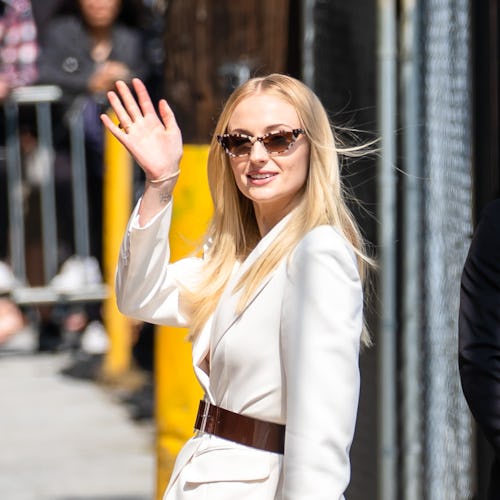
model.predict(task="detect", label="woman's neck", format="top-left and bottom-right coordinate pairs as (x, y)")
top-left (89, 28), bottom-right (113, 63)
top-left (253, 196), bottom-right (301, 237)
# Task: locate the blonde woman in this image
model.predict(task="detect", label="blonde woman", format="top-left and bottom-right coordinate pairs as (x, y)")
top-left (101, 73), bottom-right (372, 499)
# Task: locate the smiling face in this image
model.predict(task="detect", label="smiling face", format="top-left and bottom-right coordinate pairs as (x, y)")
top-left (227, 93), bottom-right (310, 234)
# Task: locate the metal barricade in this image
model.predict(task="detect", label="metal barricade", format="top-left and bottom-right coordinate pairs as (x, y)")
top-left (2, 85), bottom-right (108, 306)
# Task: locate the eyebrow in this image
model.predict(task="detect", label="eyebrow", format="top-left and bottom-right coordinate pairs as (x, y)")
top-left (228, 124), bottom-right (296, 135)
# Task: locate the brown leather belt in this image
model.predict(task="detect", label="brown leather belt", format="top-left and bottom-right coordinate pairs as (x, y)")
top-left (194, 400), bottom-right (285, 454)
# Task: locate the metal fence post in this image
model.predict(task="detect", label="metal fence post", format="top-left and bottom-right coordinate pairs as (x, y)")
top-left (377, 0), bottom-right (398, 499)
top-left (36, 101), bottom-right (58, 282)
top-left (4, 101), bottom-right (26, 282)
top-left (401, 1), bottom-right (424, 498)
top-left (67, 97), bottom-right (90, 258)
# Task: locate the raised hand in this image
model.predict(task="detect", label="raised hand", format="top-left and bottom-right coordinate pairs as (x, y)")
top-left (100, 78), bottom-right (183, 182)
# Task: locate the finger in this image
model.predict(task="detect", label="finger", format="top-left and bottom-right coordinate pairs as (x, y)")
top-left (106, 90), bottom-right (133, 129)
top-left (99, 113), bottom-right (125, 139)
top-left (132, 78), bottom-right (156, 117)
top-left (115, 79), bottom-right (143, 121)
top-left (99, 113), bottom-right (116, 133)
top-left (158, 99), bottom-right (179, 131)
top-left (100, 113), bottom-right (129, 144)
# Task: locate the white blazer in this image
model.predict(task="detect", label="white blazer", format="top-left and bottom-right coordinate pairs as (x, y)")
top-left (116, 200), bottom-right (363, 500)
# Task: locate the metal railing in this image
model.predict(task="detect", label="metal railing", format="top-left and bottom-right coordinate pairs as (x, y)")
top-left (2, 85), bottom-right (108, 306)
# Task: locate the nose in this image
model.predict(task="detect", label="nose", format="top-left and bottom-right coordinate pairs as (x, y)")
top-left (249, 139), bottom-right (268, 162)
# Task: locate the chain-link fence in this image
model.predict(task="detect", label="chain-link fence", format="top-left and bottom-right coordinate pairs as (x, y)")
top-left (307, 0), bottom-right (474, 498)
top-left (310, 1), bottom-right (379, 498)
top-left (422, 0), bottom-right (473, 498)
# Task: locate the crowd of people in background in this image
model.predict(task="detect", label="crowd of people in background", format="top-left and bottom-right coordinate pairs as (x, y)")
top-left (0, 0), bottom-right (158, 421)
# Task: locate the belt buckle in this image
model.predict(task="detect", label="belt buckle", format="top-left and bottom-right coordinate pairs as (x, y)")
top-left (199, 401), bottom-right (210, 432)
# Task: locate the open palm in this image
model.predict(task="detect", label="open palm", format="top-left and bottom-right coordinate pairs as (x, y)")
top-left (100, 78), bottom-right (183, 181)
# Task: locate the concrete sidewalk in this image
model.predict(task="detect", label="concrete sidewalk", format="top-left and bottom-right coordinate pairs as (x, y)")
top-left (0, 329), bottom-right (156, 500)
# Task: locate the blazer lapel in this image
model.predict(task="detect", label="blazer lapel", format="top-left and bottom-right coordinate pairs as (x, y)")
top-left (210, 213), bottom-right (292, 353)
top-left (192, 317), bottom-right (213, 401)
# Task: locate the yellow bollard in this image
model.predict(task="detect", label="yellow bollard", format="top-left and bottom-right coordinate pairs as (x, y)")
top-left (155, 145), bottom-right (212, 499)
top-left (101, 111), bottom-right (134, 380)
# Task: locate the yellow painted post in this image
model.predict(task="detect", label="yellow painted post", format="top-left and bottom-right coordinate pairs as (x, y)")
top-left (155, 145), bottom-right (212, 499)
top-left (101, 111), bottom-right (134, 380)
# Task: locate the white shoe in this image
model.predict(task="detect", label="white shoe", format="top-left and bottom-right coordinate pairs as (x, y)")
top-left (81, 320), bottom-right (109, 355)
top-left (50, 255), bottom-right (103, 293)
top-left (0, 261), bottom-right (19, 294)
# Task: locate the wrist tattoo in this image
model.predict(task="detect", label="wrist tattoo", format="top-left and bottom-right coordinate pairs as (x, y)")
top-left (159, 189), bottom-right (172, 204)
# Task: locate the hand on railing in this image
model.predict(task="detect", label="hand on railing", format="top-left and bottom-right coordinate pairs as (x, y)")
top-left (88, 61), bottom-right (132, 94)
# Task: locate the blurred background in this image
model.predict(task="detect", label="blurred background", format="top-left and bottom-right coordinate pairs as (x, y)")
top-left (1, 1), bottom-right (498, 499)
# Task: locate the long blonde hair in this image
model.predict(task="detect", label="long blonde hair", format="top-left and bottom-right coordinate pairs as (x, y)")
top-left (184, 73), bottom-right (372, 345)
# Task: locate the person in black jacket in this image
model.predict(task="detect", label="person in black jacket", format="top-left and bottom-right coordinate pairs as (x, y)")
top-left (31, 0), bottom-right (149, 351)
top-left (459, 198), bottom-right (500, 499)
top-left (37, 0), bottom-right (148, 108)
top-left (36, 0), bottom-right (149, 263)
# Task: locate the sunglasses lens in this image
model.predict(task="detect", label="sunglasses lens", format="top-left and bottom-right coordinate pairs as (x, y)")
top-left (263, 131), bottom-right (295, 153)
top-left (219, 129), bottom-right (302, 156)
top-left (223, 135), bottom-right (253, 156)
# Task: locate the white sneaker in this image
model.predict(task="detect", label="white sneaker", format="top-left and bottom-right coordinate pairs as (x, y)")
top-left (80, 320), bottom-right (109, 355)
top-left (0, 261), bottom-right (19, 294)
top-left (50, 255), bottom-right (103, 293)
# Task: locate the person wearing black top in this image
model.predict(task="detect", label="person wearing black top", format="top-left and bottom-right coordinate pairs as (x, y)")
top-left (459, 198), bottom-right (500, 499)
top-left (32, 0), bottom-right (149, 351)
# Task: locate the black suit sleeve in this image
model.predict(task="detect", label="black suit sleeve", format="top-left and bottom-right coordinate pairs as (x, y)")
top-left (459, 199), bottom-right (500, 457)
